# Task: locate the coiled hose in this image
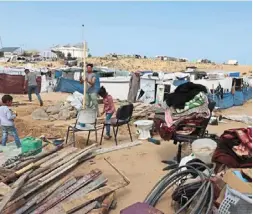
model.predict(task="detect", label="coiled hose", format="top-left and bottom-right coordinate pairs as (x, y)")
top-left (144, 162), bottom-right (214, 214)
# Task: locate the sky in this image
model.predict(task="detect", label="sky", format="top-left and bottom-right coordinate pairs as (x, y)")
top-left (0, 1), bottom-right (252, 64)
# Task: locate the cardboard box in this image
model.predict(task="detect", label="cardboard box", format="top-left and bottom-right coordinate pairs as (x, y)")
top-left (223, 168), bottom-right (252, 194)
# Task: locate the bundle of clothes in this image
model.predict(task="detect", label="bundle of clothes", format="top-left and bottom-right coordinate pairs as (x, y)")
top-left (212, 127), bottom-right (252, 172)
top-left (154, 82), bottom-right (211, 141)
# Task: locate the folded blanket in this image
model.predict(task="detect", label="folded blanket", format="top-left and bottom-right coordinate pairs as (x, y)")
top-left (170, 95), bottom-right (210, 120)
top-left (175, 92), bottom-right (206, 114)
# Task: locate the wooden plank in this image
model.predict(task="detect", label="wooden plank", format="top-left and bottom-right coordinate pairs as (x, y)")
top-left (40, 147), bottom-right (77, 168)
top-left (27, 145), bottom-right (94, 184)
top-left (0, 171), bottom-right (31, 213)
top-left (33, 169), bottom-right (102, 214)
top-left (8, 153), bottom-right (94, 210)
top-left (15, 176), bottom-right (72, 214)
top-left (2, 198), bottom-right (26, 214)
top-left (38, 147), bottom-right (96, 183)
top-left (44, 177), bottom-right (77, 203)
top-left (73, 201), bottom-right (100, 214)
top-left (64, 175), bottom-right (107, 202)
top-left (94, 141), bottom-right (141, 155)
top-left (89, 192), bottom-right (115, 214)
top-left (6, 146), bottom-right (96, 210)
top-left (0, 182), bottom-right (11, 196)
top-left (42, 176), bottom-right (107, 214)
top-left (15, 145), bottom-right (64, 170)
top-left (62, 181), bottom-right (128, 214)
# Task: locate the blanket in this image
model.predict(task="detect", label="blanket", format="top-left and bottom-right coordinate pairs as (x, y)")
top-left (165, 82), bottom-right (207, 109)
top-left (175, 92), bottom-right (206, 114)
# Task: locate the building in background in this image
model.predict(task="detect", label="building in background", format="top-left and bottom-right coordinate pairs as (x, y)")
top-left (40, 50), bottom-right (57, 59)
top-left (51, 43), bottom-right (85, 59)
top-left (0, 47), bottom-right (23, 58)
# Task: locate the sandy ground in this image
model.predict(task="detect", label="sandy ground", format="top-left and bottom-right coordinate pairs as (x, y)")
top-left (0, 57), bottom-right (252, 74)
top-left (1, 92), bottom-right (252, 213)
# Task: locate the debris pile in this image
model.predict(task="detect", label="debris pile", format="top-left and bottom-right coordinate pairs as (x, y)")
top-left (0, 141), bottom-right (141, 214)
top-left (32, 101), bottom-right (77, 121)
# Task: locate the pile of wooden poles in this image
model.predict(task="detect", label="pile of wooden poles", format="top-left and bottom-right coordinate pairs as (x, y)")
top-left (0, 143), bottom-right (134, 214)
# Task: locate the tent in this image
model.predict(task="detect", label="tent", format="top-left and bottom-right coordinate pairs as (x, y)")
top-left (0, 73), bottom-right (41, 94)
top-left (54, 78), bottom-right (83, 94)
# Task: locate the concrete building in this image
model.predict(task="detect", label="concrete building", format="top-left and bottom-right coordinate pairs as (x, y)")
top-left (51, 43), bottom-right (86, 59)
top-left (0, 47), bottom-right (23, 58)
top-left (40, 50), bottom-right (57, 59)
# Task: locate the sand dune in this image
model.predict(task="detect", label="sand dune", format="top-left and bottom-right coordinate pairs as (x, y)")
top-left (0, 57), bottom-right (251, 74)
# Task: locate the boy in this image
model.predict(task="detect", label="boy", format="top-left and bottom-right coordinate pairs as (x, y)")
top-left (0, 95), bottom-right (21, 148)
top-left (98, 86), bottom-right (115, 139)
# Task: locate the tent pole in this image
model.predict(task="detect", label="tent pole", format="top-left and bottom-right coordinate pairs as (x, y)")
top-left (83, 41), bottom-right (87, 109)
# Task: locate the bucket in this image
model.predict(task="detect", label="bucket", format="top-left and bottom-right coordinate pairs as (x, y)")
top-left (192, 138), bottom-right (217, 164)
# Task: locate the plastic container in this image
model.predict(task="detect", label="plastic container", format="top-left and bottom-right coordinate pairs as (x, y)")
top-left (53, 139), bottom-right (64, 146)
top-left (218, 185), bottom-right (252, 214)
top-left (191, 138), bottom-right (217, 164)
top-left (21, 137), bottom-right (42, 155)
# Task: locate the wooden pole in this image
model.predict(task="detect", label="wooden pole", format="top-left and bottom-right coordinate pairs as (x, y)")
top-left (83, 41), bottom-right (87, 109)
top-left (104, 158), bottom-right (130, 185)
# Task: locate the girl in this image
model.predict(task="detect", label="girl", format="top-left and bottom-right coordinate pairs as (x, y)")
top-left (98, 86), bottom-right (115, 139)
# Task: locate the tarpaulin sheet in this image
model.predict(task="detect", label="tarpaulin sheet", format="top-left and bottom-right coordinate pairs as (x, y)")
top-left (0, 74), bottom-right (41, 94)
top-left (208, 93), bottom-right (234, 109)
top-left (55, 70), bottom-right (62, 79)
top-left (243, 87), bottom-right (252, 101)
top-left (173, 80), bottom-right (188, 87)
top-left (233, 91), bottom-right (244, 106)
top-left (228, 72), bottom-right (240, 77)
top-left (54, 77), bottom-right (84, 93)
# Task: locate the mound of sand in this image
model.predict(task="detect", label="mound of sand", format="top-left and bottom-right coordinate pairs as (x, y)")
top-left (0, 57), bottom-right (251, 74)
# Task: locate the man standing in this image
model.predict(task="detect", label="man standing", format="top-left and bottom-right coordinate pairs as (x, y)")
top-left (80, 64), bottom-right (100, 113)
top-left (24, 69), bottom-right (43, 106)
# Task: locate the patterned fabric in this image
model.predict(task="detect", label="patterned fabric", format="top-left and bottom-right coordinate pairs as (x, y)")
top-left (170, 94), bottom-right (210, 120)
top-left (221, 128), bottom-right (252, 157)
top-left (175, 92), bottom-right (206, 114)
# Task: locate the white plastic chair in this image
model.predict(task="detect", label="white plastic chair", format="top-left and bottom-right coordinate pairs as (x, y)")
top-left (66, 108), bottom-right (98, 146)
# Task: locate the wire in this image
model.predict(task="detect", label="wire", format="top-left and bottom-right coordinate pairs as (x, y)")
top-left (144, 161), bottom-right (214, 214)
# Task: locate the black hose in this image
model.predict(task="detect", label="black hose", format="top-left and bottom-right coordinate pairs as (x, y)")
top-left (145, 164), bottom-right (204, 204)
top-left (144, 161), bottom-right (214, 214)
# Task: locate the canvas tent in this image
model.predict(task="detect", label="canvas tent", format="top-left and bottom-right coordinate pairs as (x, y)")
top-left (0, 67), bottom-right (42, 94)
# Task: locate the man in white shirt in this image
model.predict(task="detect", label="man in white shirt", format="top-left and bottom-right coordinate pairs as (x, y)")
top-left (0, 95), bottom-right (21, 148)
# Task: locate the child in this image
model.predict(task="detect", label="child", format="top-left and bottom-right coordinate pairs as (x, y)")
top-left (98, 86), bottom-right (115, 139)
top-left (0, 95), bottom-right (21, 148)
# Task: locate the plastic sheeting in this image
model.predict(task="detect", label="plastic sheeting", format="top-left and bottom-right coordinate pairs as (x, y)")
top-left (209, 93), bottom-right (234, 109)
top-left (233, 91), bottom-right (244, 106)
top-left (243, 87), bottom-right (252, 101)
top-left (228, 72), bottom-right (240, 77)
top-left (172, 80), bottom-right (188, 87)
top-left (55, 70), bottom-right (62, 79)
top-left (208, 88), bottom-right (252, 109)
top-left (0, 74), bottom-right (41, 94)
top-left (54, 77), bottom-right (84, 94)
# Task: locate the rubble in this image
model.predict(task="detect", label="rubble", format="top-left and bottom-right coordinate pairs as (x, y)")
top-left (32, 102), bottom-right (77, 121)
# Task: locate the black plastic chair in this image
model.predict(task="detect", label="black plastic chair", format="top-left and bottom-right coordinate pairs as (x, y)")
top-left (162, 100), bottom-right (216, 169)
top-left (100, 103), bottom-right (134, 145)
